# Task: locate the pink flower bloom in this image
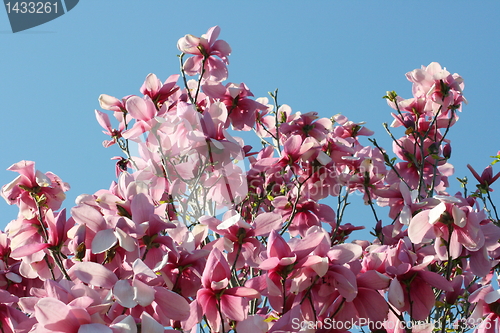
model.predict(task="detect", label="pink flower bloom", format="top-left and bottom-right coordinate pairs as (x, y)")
top-left (0, 290), bottom-right (36, 333)
top-left (272, 196), bottom-right (335, 237)
top-left (121, 95), bottom-right (158, 140)
top-left (409, 195), bottom-right (486, 262)
top-left (468, 164), bottom-right (500, 191)
top-left (203, 82), bottom-right (268, 130)
top-left (202, 211), bottom-right (282, 268)
top-left (386, 240), bottom-right (453, 321)
top-left (95, 110), bottom-right (125, 148)
top-left (280, 111), bottom-right (332, 142)
top-left (258, 229), bottom-right (326, 313)
top-left (469, 285), bottom-right (500, 333)
top-left (140, 73), bottom-right (179, 107)
top-left (196, 248), bottom-right (259, 331)
top-left (1, 161), bottom-right (69, 217)
top-left (178, 26), bottom-right (231, 82)
top-left (405, 62), bottom-right (466, 113)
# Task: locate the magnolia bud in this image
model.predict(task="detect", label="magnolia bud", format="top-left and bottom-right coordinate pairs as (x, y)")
top-left (443, 143), bottom-right (452, 159)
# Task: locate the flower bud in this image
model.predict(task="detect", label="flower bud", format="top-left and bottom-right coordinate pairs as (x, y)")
top-left (443, 143), bottom-right (452, 159)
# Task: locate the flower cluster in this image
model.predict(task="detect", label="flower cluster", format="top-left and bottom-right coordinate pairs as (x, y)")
top-left (1, 26), bottom-right (499, 333)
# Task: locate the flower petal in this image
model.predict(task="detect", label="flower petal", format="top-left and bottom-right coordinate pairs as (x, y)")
top-left (113, 280), bottom-right (137, 308)
top-left (140, 312), bottom-right (163, 333)
top-left (91, 229), bottom-right (117, 254)
top-left (153, 287), bottom-right (190, 321)
top-left (133, 279), bottom-right (155, 307)
top-left (78, 323), bottom-right (113, 333)
top-left (71, 262), bottom-right (118, 289)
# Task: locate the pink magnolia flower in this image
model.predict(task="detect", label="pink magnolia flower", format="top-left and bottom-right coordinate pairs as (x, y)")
top-left (408, 195), bottom-right (486, 262)
top-left (203, 82), bottom-right (268, 131)
top-left (202, 211), bottom-right (282, 268)
top-left (272, 196), bottom-right (335, 237)
top-left (276, 135), bottom-right (326, 170)
top-left (468, 164), bottom-right (500, 191)
top-left (405, 62), bottom-right (466, 113)
top-left (0, 289), bottom-right (36, 333)
top-left (121, 95), bottom-right (159, 141)
top-left (140, 73), bottom-right (179, 108)
top-left (332, 114), bottom-right (374, 140)
top-left (1, 161), bottom-right (69, 218)
top-left (279, 111), bottom-right (332, 142)
top-left (469, 285), bottom-right (500, 333)
top-left (95, 109), bottom-right (125, 148)
top-left (257, 229), bottom-right (326, 313)
top-left (386, 240), bottom-right (453, 321)
top-left (10, 209), bottom-right (71, 260)
top-left (178, 26), bottom-right (231, 82)
top-left (196, 248), bottom-right (259, 331)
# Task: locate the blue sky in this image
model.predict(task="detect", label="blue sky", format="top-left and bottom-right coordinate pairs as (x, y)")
top-left (1, 1), bottom-right (500, 238)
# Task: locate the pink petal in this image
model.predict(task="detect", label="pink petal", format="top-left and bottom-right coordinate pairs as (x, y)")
top-left (133, 279), bottom-right (155, 307)
top-left (226, 287), bottom-right (260, 299)
top-left (292, 230), bottom-right (324, 261)
top-left (205, 57), bottom-right (228, 82)
top-left (95, 110), bottom-right (113, 133)
top-left (71, 204), bottom-right (106, 232)
top-left (183, 56), bottom-right (202, 76)
top-left (10, 242), bottom-right (50, 259)
top-left (267, 230), bottom-right (292, 259)
top-left (428, 202), bottom-right (446, 224)
top-left (35, 297), bottom-right (79, 331)
top-left (485, 290), bottom-right (500, 304)
top-left (109, 315), bottom-right (136, 332)
top-left (140, 312), bottom-right (163, 333)
top-left (357, 270), bottom-right (391, 290)
top-left (78, 323), bottom-right (113, 333)
top-left (177, 35), bottom-right (201, 54)
top-left (71, 262), bottom-right (118, 289)
top-left (141, 73), bottom-right (160, 96)
top-left (132, 258), bottom-right (157, 279)
top-left (236, 315), bottom-right (268, 333)
top-left (211, 39), bottom-right (231, 57)
top-left (253, 212), bottom-right (282, 236)
top-left (7, 160), bottom-right (36, 180)
top-left (388, 278), bottom-right (405, 310)
top-left (202, 248), bottom-right (231, 288)
top-left (121, 121), bottom-right (150, 140)
top-left (113, 280), bottom-right (136, 308)
top-left (283, 135), bottom-right (302, 155)
top-left (330, 266), bottom-right (358, 302)
top-left (130, 193), bottom-right (153, 224)
top-left (115, 227), bottom-right (136, 252)
top-left (408, 278), bottom-right (435, 321)
top-left (220, 294), bottom-right (246, 321)
top-left (300, 255), bottom-right (328, 277)
top-left (98, 94), bottom-right (122, 111)
top-left (469, 247), bottom-right (491, 277)
top-left (125, 96), bottom-right (155, 122)
top-left (408, 210), bottom-right (434, 244)
top-left (91, 229), bottom-right (117, 254)
top-left (259, 257), bottom-right (279, 270)
top-left (327, 243), bottom-right (362, 265)
top-left (419, 270), bottom-right (453, 292)
top-left (452, 205), bottom-right (466, 228)
top-left (202, 82), bottom-right (227, 99)
top-left (205, 26), bottom-right (221, 45)
top-left (353, 287), bottom-right (389, 322)
top-left (153, 287), bottom-right (190, 321)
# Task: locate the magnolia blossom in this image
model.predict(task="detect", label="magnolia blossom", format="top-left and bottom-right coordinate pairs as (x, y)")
top-left (177, 25), bottom-right (231, 82)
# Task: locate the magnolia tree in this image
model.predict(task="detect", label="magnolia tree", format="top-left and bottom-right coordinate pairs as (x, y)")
top-left (1, 26), bottom-right (500, 333)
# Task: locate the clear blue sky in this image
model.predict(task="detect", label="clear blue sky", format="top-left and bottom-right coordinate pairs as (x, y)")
top-left (1, 1), bottom-right (500, 237)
